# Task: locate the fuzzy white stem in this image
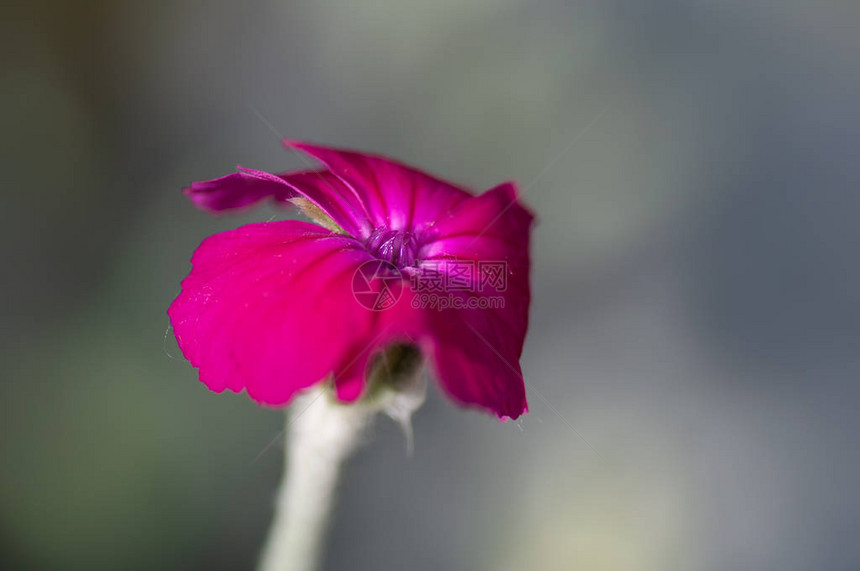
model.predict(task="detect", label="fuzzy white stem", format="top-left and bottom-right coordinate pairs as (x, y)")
top-left (258, 352), bottom-right (426, 571)
top-left (257, 388), bottom-right (371, 571)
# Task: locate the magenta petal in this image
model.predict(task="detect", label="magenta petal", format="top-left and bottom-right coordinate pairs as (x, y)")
top-left (254, 168), bottom-right (373, 239)
top-left (425, 307), bottom-right (528, 420)
top-left (417, 182), bottom-right (534, 419)
top-left (185, 169), bottom-right (296, 212)
top-left (185, 167), bottom-right (372, 238)
top-left (419, 181), bottom-right (534, 260)
top-left (168, 220), bottom-right (391, 406)
top-left (329, 289), bottom-right (429, 402)
top-left (284, 139), bottom-right (473, 232)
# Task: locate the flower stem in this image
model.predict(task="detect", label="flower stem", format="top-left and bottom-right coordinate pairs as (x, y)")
top-left (257, 388), bottom-right (370, 571)
top-left (258, 346), bottom-right (426, 571)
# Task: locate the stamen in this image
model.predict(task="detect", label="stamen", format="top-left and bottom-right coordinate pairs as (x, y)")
top-left (365, 228), bottom-right (418, 267)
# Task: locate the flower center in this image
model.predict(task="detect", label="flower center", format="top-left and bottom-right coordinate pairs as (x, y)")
top-left (366, 228), bottom-right (418, 267)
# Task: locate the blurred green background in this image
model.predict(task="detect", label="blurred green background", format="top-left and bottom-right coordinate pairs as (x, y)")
top-left (2, 1), bottom-right (859, 569)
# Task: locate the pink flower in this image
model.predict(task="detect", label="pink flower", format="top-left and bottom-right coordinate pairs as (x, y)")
top-left (168, 140), bottom-right (534, 419)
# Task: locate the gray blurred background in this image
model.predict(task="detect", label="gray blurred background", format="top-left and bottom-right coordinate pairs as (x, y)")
top-left (2, 1), bottom-right (859, 569)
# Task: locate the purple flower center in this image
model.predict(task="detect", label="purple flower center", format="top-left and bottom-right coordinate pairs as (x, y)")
top-left (365, 227), bottom-right (418, 267)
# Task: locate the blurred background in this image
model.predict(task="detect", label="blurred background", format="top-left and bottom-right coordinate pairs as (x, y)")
top-left (2, 1), bottom-right (859, 569)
